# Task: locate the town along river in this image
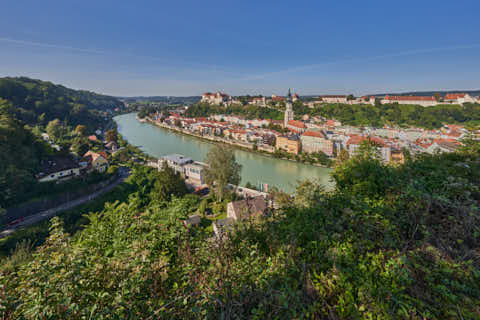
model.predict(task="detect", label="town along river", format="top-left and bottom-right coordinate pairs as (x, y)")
top-left (114, 113), bottom-right (334, 194)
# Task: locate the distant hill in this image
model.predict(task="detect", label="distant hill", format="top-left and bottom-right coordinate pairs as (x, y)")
top-left (120, 96), bottom-right (201, 105)
top-left (0, 77), bottom-right (124, 130)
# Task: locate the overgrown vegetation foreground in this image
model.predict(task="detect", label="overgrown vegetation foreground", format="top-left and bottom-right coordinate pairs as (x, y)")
top-left (1, 143), bottom-right (479, 319)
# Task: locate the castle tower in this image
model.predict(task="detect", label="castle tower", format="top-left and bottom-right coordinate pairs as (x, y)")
top-left (284, 88), bottom-right (294, 128)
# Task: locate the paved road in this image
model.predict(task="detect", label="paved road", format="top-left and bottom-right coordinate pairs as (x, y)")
top-left (0, 167), bottom-right (130, 239)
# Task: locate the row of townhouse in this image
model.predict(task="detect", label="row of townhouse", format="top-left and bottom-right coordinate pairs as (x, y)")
top-left (305, 95), bottom-right (375, 107)
top-left (305, 93), bottom-right (479, 108)
top-left (274, 116), bottom-right (465, 160)
top-left (164, 112), bottom-right (279, 147)
top-left (157, 111), bottom-right (467, 163)
top-left (202, 91), bottom-right (479, 110)
top-left (382, 93), bottom-right (479, 106)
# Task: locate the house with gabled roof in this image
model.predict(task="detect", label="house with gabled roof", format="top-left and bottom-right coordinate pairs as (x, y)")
top-left (82, 150), bottom-right (109, 173)
top-left (301, 130), bottom-right (333, 156)
top-left (227, 197), bottom-right (268, 221)
top-left (286, 120), bottom-right (307, 133)
top-left (37, 156), bottom-right (81, 183)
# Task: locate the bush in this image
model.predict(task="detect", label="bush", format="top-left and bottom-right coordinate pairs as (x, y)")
top-left (1, 142), bottom-right (479, 318)
top-left (107, 165), bottom-right (118, 176)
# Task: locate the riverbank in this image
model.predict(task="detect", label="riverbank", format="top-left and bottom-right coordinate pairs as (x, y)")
top-left (141, 116), bottom-right (333, 169)
top-left (116, 113), bottom-right (334, 193)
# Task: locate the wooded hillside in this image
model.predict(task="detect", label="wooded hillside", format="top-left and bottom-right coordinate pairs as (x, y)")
top-left (1, 141), bottom-right (479, 319)
top-left (0, 77), bottom-right (123, 130)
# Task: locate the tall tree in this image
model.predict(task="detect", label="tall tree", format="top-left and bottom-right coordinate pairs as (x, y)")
top-left (336, 149), bottom-right (350, 164)
top-left (150, 163), bottom-right (188, 202)
top-left (74, 125), bottom-right (87, 136)
top-left (204, 145), bottom-right (242, 201)
top-left (105, 128), bottom-right (118, 143)
top-left (46, 119), bottom-right (62, 141)
top-left (70, 137), bottom-right (90, 156)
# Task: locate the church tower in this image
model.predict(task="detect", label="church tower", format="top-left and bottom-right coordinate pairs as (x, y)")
top-left (284, 88), bottom-right (294, 128)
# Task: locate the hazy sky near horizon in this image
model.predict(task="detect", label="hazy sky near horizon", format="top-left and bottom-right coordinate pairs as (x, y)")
top-left (1, 0), bottom-right (479, 96)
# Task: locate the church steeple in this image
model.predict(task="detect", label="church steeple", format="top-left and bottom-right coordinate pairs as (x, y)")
top-left (284, 88), bottom-right (294, 128)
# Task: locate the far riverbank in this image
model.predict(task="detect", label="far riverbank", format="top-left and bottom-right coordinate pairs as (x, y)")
top-left (115, 113), bottom-right (334, 193)
top-left (140, 116), bottom-right (333, 169)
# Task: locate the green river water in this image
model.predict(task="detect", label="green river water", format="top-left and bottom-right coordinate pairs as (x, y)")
top-left (114, 113), bottom-right (333, 193)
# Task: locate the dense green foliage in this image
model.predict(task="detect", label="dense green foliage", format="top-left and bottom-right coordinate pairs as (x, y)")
top-left (204, 146), bottom-right (242, 201)
top-left (0, 174), bottom-right (134, 260)
top-left (0, 100), bottom-right (49, 208)
top-left (185, 102), bottom-right (283, 120)
top-left (309, 103), bottom-right (480, 129)
top-left (0, 102), bottom-right (109, 209)
top-left (136, 104), bottom-right (172, 119)
top-left (1, 142), bottom-right (479, 318)
top-left (0, 77), bottom-right (123, 208)
top-left (0, 77), bottom-right (123, 131)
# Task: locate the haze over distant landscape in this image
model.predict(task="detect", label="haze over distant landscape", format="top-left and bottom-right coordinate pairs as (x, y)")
top-left (1, 0), bottom-right (479, 96)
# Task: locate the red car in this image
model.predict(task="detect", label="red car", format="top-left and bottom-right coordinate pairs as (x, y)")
top-left (7, 217), bottom-right (25, 227)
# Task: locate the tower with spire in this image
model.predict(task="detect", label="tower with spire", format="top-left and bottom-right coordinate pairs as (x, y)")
top-left (284, 88), bottom-right (294, 128)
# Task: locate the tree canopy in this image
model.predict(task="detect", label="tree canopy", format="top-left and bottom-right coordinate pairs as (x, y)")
top-left (204, 145), bottom-right (242, 201)
top-left (185, 102), bottom-right (284, 120)
top-left (0, 77), bottom-right (123, 131)
top-left (308, 102), bottom-right (480, 129)
top-left (0, 100), bottom-right (47, 208)
top-left (0, 141), bottom-right (480, 318)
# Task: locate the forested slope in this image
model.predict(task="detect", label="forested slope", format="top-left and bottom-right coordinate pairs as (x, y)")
top-left (0, 100), bottom-right (49, 208)
top-left (0, 77), bottom-right (123, 130)
top-left (1, 141), bottom-right (479, 319)
top-left (0, 78), bottom-right (123, 209)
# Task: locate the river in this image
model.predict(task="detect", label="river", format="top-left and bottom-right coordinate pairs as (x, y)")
top-left (114, 113), bottom-right (333, 193)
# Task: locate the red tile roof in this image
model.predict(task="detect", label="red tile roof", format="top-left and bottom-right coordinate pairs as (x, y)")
top-left (83, 150), bottom-right (107, 163)
top-left (445, 124), bottom-right (463, 130)
top-left (384, 95), bottom-right (436, 101)
top-left (325, 120), bottom-right (336, 126)
top-left (446, 130), bottom-right (462, 137)
top-left (347, 135), bottom-right (386, 147)
top-left (319, 95), bottom-right (347, 98)
top-left (445, 93), bottom-right (466, 100)
top-left (232, 129), bottom-right (247, 134)
top-left (287, 120), bottom-right (306, 129)
top-left (433, 138), bottom-right (460, 145)
top-left (302, 130), bottom-right (325, 139)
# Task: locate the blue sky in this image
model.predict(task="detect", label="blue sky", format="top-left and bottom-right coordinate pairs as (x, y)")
top-left (1, 0), bottom-right (479, 96)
